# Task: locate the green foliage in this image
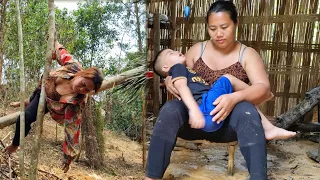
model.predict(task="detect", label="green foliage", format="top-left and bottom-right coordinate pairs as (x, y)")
top-left (105, 90), bottom-right (142, 141)
top-left (2, 0), bottom-right (147, 141)
top-left (5, 0), bottom-right (48, 82)
top-left (72, 0), bottom-right (124, 68)
top-left (103, 50), bottom-right (146, 141)
top-left (55, 8), bottom-right (77, 52)
top-left (3, 0), bottom-right (49, 99)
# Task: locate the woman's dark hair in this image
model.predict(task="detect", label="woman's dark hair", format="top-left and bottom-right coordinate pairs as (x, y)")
top-left (206, 0), bottom-right (238, 24)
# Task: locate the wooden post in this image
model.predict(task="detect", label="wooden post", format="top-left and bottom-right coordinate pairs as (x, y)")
top-left (318, 103), bottom-right (320, 161)
top-left (142, 90), bottom-right (147, 168)
top-left (318, 133), bottom-right (320, 162)
top-left (165, 0), bottom-right (176, 101)
top-left (318, 102), bottom-right (320, 123)
top-left (170, 0), bottom-right (176, 50)
top-left (227, 145), bottom-right (235, 176)
top-left (152, 13), bottom-right (160, 119)
top-left (15, 0), bottom-right (26, 177)
top-left (55, 123), bottom-right (58, 143)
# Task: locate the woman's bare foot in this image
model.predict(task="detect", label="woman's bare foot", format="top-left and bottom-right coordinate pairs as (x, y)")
top-left (4, 144), bottom-right (19, 154)
top-left (10, 102), bottom-right (20, 108)
top-left (265, 126), bottom-right (296, 140)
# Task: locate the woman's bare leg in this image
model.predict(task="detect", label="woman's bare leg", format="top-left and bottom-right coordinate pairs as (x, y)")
top-left (257, 108), bottom-right (296, 140)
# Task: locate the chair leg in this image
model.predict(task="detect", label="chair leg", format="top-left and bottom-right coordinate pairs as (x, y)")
top-left (227, 145), bottom-right (235, 176)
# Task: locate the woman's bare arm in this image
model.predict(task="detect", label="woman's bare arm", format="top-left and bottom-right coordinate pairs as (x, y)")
top-left (235, 47), bottom-right (272, 105)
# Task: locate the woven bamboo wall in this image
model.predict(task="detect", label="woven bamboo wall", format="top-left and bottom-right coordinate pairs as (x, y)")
top-left (147, 0), bottom-right (320, 117)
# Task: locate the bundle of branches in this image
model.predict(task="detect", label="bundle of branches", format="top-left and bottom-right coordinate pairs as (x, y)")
top-left (81, 98), bottom-right (105, 169)
top-left (112, 54), bottom-right (147, 103)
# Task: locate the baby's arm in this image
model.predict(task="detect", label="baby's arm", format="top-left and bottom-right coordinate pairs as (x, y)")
top-left (173, 78), bottom-right (205, 129)
top-left (223, 74), bottom-right (249, 91)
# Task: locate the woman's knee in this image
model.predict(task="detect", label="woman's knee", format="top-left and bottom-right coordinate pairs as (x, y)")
top-left (156, 100), bottom-right (188, 124)
top-left (153, 100), bottom-right (188, 137)
top-left (230, 101), bottom-right (262, 129)
top-left (160, 99), bottom-right (186, 112)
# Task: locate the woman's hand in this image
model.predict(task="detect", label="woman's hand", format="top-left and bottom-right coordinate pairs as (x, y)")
top-left (165, 76), bottom-right (181, 100)
top-left (210, 93), bottom-right (241, 124)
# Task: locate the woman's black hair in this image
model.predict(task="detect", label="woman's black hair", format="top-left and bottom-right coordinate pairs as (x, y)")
top-left (206, 0), bottom-right (238, 24)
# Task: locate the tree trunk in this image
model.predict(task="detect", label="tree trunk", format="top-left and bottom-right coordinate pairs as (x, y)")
top-left (28, 0), bottom-right (54, 179)
top-left (134, 2), bottom-right (142, 52)
top-left (0, 0), bottom-right (8, 94)
top-left (276, 86), bottom-right (320, 129)
top-left (15, 0), bottom-right (26, 177)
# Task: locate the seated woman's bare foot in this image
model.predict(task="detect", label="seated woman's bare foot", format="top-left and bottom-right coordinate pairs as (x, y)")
top-left (265, 126), bottom-right (296, 140)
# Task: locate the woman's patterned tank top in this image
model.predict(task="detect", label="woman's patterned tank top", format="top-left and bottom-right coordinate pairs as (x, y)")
top-left (193, 58), bottom-right (250, 85)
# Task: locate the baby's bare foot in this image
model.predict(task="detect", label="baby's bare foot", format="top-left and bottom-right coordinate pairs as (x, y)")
top-left (265, 126), bottom-right (296, 140)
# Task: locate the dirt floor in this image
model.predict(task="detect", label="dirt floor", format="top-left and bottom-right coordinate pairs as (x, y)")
top-left (0, 110), bottom-right (320, 180)
top-left (164, 138), bottom-right (320, 180)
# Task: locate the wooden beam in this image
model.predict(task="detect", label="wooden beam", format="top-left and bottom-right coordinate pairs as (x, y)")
top-left (292, 123), bottom-right (320, 132)
top-left (276, 86), bottom-right (320, 129)
top-left (175, 14), bottom-right (320, 25)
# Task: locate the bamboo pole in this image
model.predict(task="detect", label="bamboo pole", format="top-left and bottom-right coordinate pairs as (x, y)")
top-left (28, 0), bottom-right (55, 179)
top-left (152, 13), bottom-right (160, 119)
top-left (170, 0), bottom-right (176, 49)
top-left (15, 0), bottom-right (26, 178)
top-left (141, 89), bottom-right (146, 168)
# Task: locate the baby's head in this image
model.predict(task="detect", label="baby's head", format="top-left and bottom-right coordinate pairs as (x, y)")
top-left (153, 48), bottom-right (186, 78)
